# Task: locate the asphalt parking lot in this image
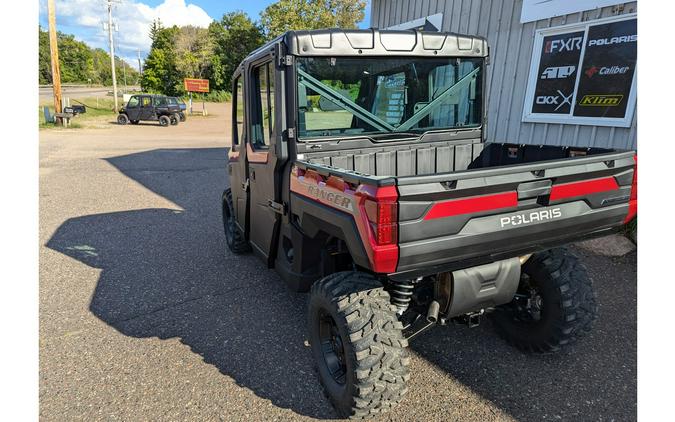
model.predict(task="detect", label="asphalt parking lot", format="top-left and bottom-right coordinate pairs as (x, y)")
top-left (39, 106), bottom-right (636, 421)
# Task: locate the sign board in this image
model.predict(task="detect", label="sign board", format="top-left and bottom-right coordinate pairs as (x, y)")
top-left (522, 15), bottom-right (636, 127)
top-left (520, 0), bottom-right (627, 24)
top-left (184, 78), bottom-right (210, 93)
top-left (386, 13), bottom-right (443, 32)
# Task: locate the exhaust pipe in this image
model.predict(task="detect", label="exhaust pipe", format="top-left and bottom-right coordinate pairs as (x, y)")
top-left (426, 300), bottom-right (440, 323)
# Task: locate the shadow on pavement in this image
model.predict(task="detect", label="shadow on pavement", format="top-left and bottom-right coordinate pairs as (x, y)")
top-left (46, 148), bottom-right (335, 419)
top-left (409, 245), bottom-right (636, 421)
top-left (45, 147), bottom-right (636, 421)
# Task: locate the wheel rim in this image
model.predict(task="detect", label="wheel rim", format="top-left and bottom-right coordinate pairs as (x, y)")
top-left (318, 310), bottom-right (347, 385)
top-left (506, 274), bottom-right (544, 323)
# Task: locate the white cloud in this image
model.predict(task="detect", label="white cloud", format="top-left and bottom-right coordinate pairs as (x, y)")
top-left (40, 0), bottom-right (214, 66)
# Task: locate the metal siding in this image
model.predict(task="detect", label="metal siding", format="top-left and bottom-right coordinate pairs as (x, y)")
top-left (370, 0), bottom-right (637, 150)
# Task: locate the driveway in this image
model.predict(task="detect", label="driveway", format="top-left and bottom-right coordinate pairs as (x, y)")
top-left (39, 108), bottom-right (636, 421)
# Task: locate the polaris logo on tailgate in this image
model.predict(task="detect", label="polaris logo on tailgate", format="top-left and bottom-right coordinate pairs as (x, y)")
top-left (500, 208), bottom-right (562, 228)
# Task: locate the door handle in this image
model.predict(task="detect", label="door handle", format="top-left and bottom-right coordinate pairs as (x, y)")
top-left (268, 200), bottom-right (286, 215)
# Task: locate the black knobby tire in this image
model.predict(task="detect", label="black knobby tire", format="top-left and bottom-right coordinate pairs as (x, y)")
top-left (308, 271), bottom-right (410, 419)
top-left (221, 188), bottom-right (250, 254)
top-left (159, 115), bottom-right (170, 127)
top-left (170, 114), bottom-right (179, 125)
top-left (179, 112), bottom-right (186, 122)
top-left (117, 114), bottom-right (129, 125)
top-left (491, 248), bottom-right (598, 354)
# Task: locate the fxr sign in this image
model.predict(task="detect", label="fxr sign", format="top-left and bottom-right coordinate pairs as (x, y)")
top-left (184, 78), bottom-right (210, 93)
top-left (544, 36), bottom-right (583, 53)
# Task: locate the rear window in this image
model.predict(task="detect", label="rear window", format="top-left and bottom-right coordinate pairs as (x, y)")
top-left (296, 56), bottom-right (483, 139)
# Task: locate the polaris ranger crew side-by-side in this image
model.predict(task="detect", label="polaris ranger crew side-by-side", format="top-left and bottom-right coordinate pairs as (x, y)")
top-left (117, 94), bottom-right (182, 126)
top-left (221, 29), bottom-right (637, 419)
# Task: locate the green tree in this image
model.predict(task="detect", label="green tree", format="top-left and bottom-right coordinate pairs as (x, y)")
top-left (208, 12), bottom-right (265, 91)
top-left (38, 26), bottom-right (139, 86)
top-left (260, 0), bottom-right (366, 39)
top-left (175, 26), bottom-right (213, 80)
top-left (39, 26), bottom-right (52, 84)
top-left (141, 23), bottom-right (181, 95)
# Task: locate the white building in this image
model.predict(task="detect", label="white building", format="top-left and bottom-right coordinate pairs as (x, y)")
top-left (369, 0), bottom-right (637, 149)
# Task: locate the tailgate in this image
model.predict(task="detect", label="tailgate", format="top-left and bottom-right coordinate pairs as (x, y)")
top-left (395, 151), bottom-right (636, 273)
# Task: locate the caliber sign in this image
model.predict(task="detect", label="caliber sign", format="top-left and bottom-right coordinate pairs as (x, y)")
top-left (573, 18), bottom-right (637, 119)
top-left (184, 78), bottom-right (210, 93)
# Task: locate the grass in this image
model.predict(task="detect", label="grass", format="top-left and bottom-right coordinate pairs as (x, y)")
top-left (39, 97), bottom-right (117, 129)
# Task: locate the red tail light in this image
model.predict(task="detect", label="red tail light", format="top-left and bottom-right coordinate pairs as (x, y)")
top-left (364, 194), bottom-right (398, 245)
top-left (356, 185), bottom-right (399, 273)
top-left (624, 155), bottom-right (637, 223)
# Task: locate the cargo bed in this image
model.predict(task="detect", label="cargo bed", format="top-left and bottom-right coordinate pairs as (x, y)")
top-left (295, 138), bottom-right (636, 277)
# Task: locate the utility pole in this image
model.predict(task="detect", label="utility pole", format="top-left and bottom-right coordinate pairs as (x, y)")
top-left (47, 0), bottom-right (62, 125)
top-left (137, 49), bottom-right (142, 76)
top-left (106, 0), bottom-right (119, 111)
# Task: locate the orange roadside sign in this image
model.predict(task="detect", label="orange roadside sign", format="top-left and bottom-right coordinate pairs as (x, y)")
top-left (184, 78), bottom-right (209, 93)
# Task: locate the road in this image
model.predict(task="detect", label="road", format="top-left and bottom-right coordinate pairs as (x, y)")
top-left (39, 85), bottom-right (140, 100)
top-left (39, 106), bottom-right (636, 421)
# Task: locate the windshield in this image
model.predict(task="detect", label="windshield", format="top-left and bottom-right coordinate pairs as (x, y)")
top-left (296, 56), bottom-right (482, 139)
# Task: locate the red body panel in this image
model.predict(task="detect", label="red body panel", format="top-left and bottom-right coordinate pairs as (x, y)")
top-left (424, 192), bottom-right (518, 220)
top-left (549, 177), bottom-right (619, 201)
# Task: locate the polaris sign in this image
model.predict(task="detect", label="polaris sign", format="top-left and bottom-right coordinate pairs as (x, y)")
top-left (500, 208), bottom-right (563, 228)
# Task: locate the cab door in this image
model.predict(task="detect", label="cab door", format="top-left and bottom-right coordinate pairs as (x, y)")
top-left (229, 74), bottom-right (249, 236)
top-left (125, 95), bottom-right (141, 120)
top-left (246, 59), bottom-right (280, 262)
top-left (140, 96), bottom-right (154, 120)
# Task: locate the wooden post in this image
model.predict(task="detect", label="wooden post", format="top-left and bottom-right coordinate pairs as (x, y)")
top-left (47, 0), bottom-right (62, 125)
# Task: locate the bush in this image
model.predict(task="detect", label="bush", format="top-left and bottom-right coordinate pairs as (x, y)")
top-left (186, 90), bottom-right (232, 103)
top-left (307, 95), bottom-right (321, 110)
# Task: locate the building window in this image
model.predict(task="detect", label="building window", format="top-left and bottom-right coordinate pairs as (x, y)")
top-left (522, 14), bottom-right (636, 127)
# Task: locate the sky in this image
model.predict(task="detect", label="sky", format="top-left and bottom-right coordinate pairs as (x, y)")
top-left (38, 0), bottom-right (372, 68)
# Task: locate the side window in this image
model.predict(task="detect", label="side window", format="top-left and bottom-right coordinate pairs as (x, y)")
top-left (233, 76), bottom-right (244, 146)
top-left (127, 96), bottom-right (139, 107)
top-left (268, 63), bottom-right (275, 139)
top-left (141, 97), bottom-right (152, 107)
top-left (250, 62), bottom-right (274, 149)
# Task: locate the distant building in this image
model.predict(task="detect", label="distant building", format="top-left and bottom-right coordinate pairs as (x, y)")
top-left (370, 0), bottom-right (637, 149)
